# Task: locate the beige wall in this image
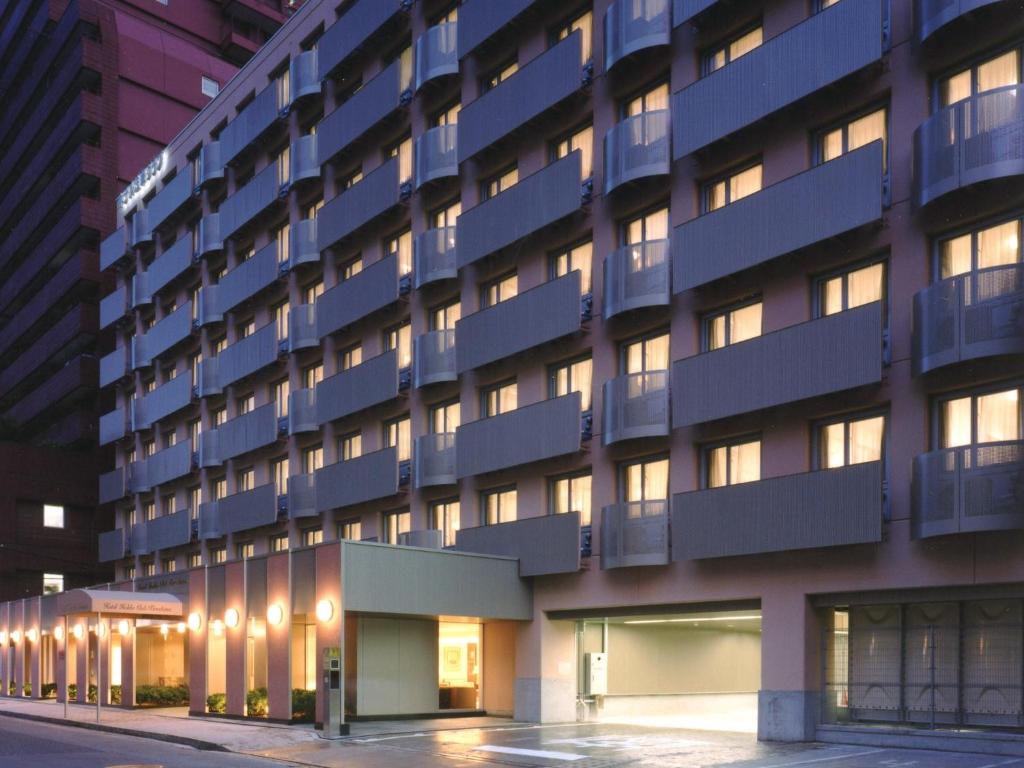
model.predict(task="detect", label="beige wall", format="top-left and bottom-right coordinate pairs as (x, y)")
top-left (136, 630), bottom-right (187, 687)
top-left (356, 617), bottom-right (437, 716)
top-left (483, 621), bottom-right (516, 716)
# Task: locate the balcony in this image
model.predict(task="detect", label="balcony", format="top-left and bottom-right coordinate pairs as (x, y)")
top-left (456, 392), bottom-right (582, 478)
top-left (99, 285), bottom-right (129, 331)
top-left (415, 23), bottom-right (458, 91)
top-left (413, 226), bottom-right (456, 288)
top-left (674, 463), bottom-right (883, 559)
top-left (603, 371), bottom-right (670, 446)
top-left (913, 265), bottom-right (1024, 376)
top-left (288, 304), bottom-right (318, 352)
top-left (316, 157), bottom-right (403, 252)
top-left (98, 528), bottom-right (127, 562)
top-left (397, 530), bottom-right (443, 548)
top-left (195, 285), bottom-right (222, 328)
top-left (603, 240), bottom-right (671, 320)
top-left (204, 484), bottom-right (279, 539)
top-left (414, 433), bottom-right (455, 488)
top-left (288, 389), bottom-right (317, 434)
top-left (196, 358), bottom-right (221, 397)
top-left (316, 349), bottom-right (400, 424)
top-left (458, 152), bottom-right (584, 268)
top-left (99, 467), bottom-right (128, 505)
top-left (219, 83), bottom-right (281, 166)
top-left (145, 170), bottom-right (193, 233)
top-left (130, 209), bottom-right (152, 247)
top-left (315, 448), bottom-right (400, 512)
top-left (100, 347), bottom-right (130, 388)
top-left (289, 218), bottom-right (319, 268)
top-left (217, 322), bottom-right (279, 389)
top-left (144, 440), bottom-right (193, 489)
top-left (459, 32), bottom-right (584, 162)
top-left (459, 0), bottom-right (535, 57)
top-left (99, 407), bottom-right (128, 445)
top-left (414, 125), bottom-right (458, 190)
top-left (456, 270), bottom-right (583, 372)
top-left (318, 0), bottom-right (407, 80)
top-left (288, 473), bottom-right (316, 519)
top-left (413, 330), bottom-right (456, 388)
top-left (672, 0), bottom-right (888, 157)
top-left (198, 214), bottom-right (222, 256)
top-left (913, 85), bottom-right (1024, 212)
top-left (145, 509), bottom-right (192, 553)
top-left (131, 271), bottom-right (149, 308)
top-left (131, 374), bottom-right (192, 430)
top-left (197, 141), bottom-right (223, 187)
top-left (290, 134), bottom-right (319, 183)
top-left (605, 0), bottom-right (670, 72)
top-left (600, 500), bottom-right (670, 569)
top-left (202, 403), bottom-right (277, 465)
top-left (316, 252), bottom-right (402, 337)
top-left (454, 512), bottom-right (582, 577)
top-left (317, 60), bottom-right (411, 165)
top-left (673, 303), bottom-right (883, 426)
top-left (913, 441), bottom-right (1024, 539)
top-left (131, 302), bottom-right (193, 369)
top-left (136, 237), bottom-right (193, 304)
top-left (916, 0), bottom-right (1011, 44)
top-left (219, 162), bottom-right (283, 241)
top-left (217, 242), bottom-right (281, 314)
top-left (604, 110), bottom-right (670, 195)
top-left (100, 225), bottom-right (129, 271)
top-left (675, 143), bottom-right (885, 291)
top-left (289, 49), bottom-right (319, 102)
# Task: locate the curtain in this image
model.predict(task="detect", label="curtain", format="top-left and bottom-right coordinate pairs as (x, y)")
top-left (730, 440), bottom-right (761, 484)
top-left (849, 416), bottom-right (884, 464)
top-left (976, 389), bottom-right (1020, 443)
top-left (848, 263), bottom-right (884, 308)
top-left (730, 303), bottom-right (762, 344)
top-left (940, 233), bottom-right (972, 278)
top-left (942, 397), bottom-right (972, 448)
top-left (730, 164), bottom-right (762, 202)
top-left (977, 220), bottom-right (1020, 269)
top-left (821, 422), bottom-right (846, 469)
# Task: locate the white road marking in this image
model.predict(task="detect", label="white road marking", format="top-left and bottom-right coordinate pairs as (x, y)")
top-left (474, 745), bottom-right (588, 761)
top-left (764, 748), bottom-right (887, 767)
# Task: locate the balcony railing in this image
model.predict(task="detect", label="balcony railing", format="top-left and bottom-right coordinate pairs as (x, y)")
top-left (316, 157), bottom-right (403, 252)
top-left (196, 358), bottom-right (220, 397)
top-left (603, 239), bottom-right (671, 319)
top-left (98, 528), bottom-right (127, 562)
top-left (316, 251), bottom-right (402, 337)
top-left (605, 110), bottom-right (671, 194)
top-left (454, 512), bottom-right (582, 577)
top-left (413, 226), bottom-right (456, 288)
top-left (131, 374), bottom-right (192, 431)
top-left (397, 530), bottom-right (444, 549)
top-left (674, 142), bottom-right (885, 292)
top-left (672, 0), bottom-right (888, 157)
top-left (202, 403), bottom-right (278, 465)
top-left (217, 322), bottom-right (279, 389)
top-left (289, 218), bottom-right (319, 269)
top-left (459, 32), bottom-right (584, 162)
top-left (219, 82), bottom-right (281, 166)
top-left (459, 0), bottom-right (535, 58)
top-left (603, 370), bottom-right (670, 445)
top-left (413, 330), bottom-right (456, 388)
top-left (145, 170), bottom-right (192, 233)
top-left (414, 125), bottom-right (458, 190)
top-left (414, 432), bottom-right (456, 488)
top-left (99, 467), bottom-right (128, 505)
top-left (605, 0), bottom-right (670, 72)
top-left (136, 237), bottom-right (193, 305)
top-left (197, 141), bottom-right (223, 187)
top-left (130, 209), bottom-right (152, 247)
top-left (913, 440), bottom-right (1024, 539)
top-left (288, 388), bottom-right (317, 434)
top-left (600, 500), bottom-right (670, 569)
top-left (913, 84), bottom-right (1024, 210)
top-left (219, 162), bottom-right (282, 240)
top-left (131, 302), bottom-right (193, 369)
top-left (145, 509), bottom-right (192, 553)
top-left (207, 483), bottom-right (279, 538)
top-left (291, 134), bottom-right (320, 183)
top-left (415, 23), bottom-right (458, 91)
top-left (315, 447), bottom-right (400, 512)
top-left (456, 270), bottom-right (583, 372)
top-left (195, 285), bottom-right (222, 328)
top-left (673, 0), bottom-right (719, 25)
top-left (198, 214), bottom-right (222, 256)
top-left (100, 225), bottom-right (129, 271)
top-left (143, 440), bottom-right (192, 488)
top-left (287, 473), bottom-right (316, 519)
top-left (99, 407), bottom-right (128, 445)
top-left (318, 0), bottom-right (407, 80)
top-left (672, 302), bottom-right (884, 425)
top-left (99, 347), bottom-right (130, 389)
top-left (289, 49), bottom-right (319, 102)
top-left (458, 152), bottom-right (584, 268)
top-left (673, 462), bottom-right (884, 559)
top-left (913, 264), bottom-right (1024, 376)
top-left (456, 392), bottom-right (582, 478)
top-left (316, 349), bottom-right (399, 424)
top-left (218, 242), bottom-right (281, 314)
top-left (288, 304), bottom-right (318, 352)
top-left (916, 0), bottom-right (1008, 43)
top-left (317, 60), bottom-right (411, 165)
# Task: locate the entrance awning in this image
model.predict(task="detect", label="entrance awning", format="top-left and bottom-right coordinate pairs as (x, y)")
top-left (57, 589), bottom-right (183, 618)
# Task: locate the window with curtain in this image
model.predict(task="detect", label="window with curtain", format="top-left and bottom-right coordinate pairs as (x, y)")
top-left (338, 520), bottom-right (362, 541)
top-left (431, 400), bottom-right (461, 433)
top-left (384, 416), bottom-right (411, 461)
top-left (622, 456), bottom-right (669, 506)
top-left (430, 499), bottom-right (461, 547)
top-left (272, 378), bottom-right (289, 419)
top-left (481, 272), bottom-right (518, 307)
top-left (817, 261), bottom-right (886, 317)
top-left (236, 542), bottom-right (254, 560)
top-left (483, 58), bottom-right (518, 92)
top-left (237, 393), bottom-right (255, 415)
top-left (304, 280), bottom-right (324, 304)
top-left (939, 216), bottom-right (1022, 279)
top-left (623, 330), bottom-right (670, 374)
top-left (433, 199), bottom-right (461, 229)
top-left (385, 229), bottom-right (413, 276)
top-left (482, 380), bottom-right (517, 417)
top-left (623, 81), bottom-right (669, 118)
top-left (302, 445), bottom-right (323, 474)
top-left (433, 100), bottom-right (460, 127)
top-left (624, 206), bottom-right (669, 245)
top-left (340, 344), bottom-right (362, 371)
top-left (302, 528), bottom-right (323, 546)
top-left (274, 302), bottom-right (289, 341)
top-left (270, 534), bottom-right (289, 553)
top-left (271, 457), bottom-right (289, 495)
top-left (384, 321), bottom-right (412, 369)
top-left (703, 162), bottom-right (762, 212)
top-left (940, 387), bottom-right (1021, 448)
top-left (550, 240), bottom-right (593, 295)
top-left (554, 8), bottom-right (593, 64)
top-left (705, 25), bottom-right (762, 74)
top-left (303, 363), bottom-right (323, 389)
top-left (482, 165), bottom-right (518, 200)
top-left (341, 256), bottom-right (362, 280)
top-left (940, 48), bottom-right (1020, 108)
top-left (382, 510), bottom-right (411, 544)
top-left (704, 300), bottom-right (762, 351)
top-left (276, 222), bottom-right (290, 264)
top-left (705, 437), bottom-right (761, 488)
top-left (550, 471), bottom-right (592, 526)
top-left (188, 486), bottom-right (202, 520)
top-left (237, 467), bottom-right (255, 493)
top-left (819, 107), bottom-right (888, 170)
top-left (339, 432), bottom-right (361, 461)
top-left (551, 124), bottom-right (593, 180)
top-left (431, 299), bottom-right (461, 330)
top-left (818, 413), bottom-right (886, 469)
top-left (482, 486), bottom-right (517, 525)
top-left (387, 136), bottom-right (413, 184)
top-left (549, 356), bottom-right (593, 412)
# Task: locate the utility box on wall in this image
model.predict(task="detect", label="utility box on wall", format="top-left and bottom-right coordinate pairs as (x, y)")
top-left (584, 652), bottom-right (607, 697)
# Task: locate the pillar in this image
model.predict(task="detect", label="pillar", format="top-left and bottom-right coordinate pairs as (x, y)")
top-left (758, 588), bottom-right (824, 742)
top-left (225, 560), bottom-right (246, 716)
top-left (27, 598), bottom-right (41, 699)
top-left (13, 602), bottom-right (24, 697)
top-left (55, 620), bottom-right (67, 703)
top-left (120, 620), bottom-right (136, 708)
top-left (514, 611), bottom-right (576, 723)
top-left (266, 552), bottom-right (291, 721)
top-left (0, 603), bottom-right (8, 696)
top-left (98, 619), bottom-right (110, 706)
top-left (187, 568), bottom-right (206, 714)
top-left (75, 619), bottom-right (89, 703)
top-left (314, 542), bottom-right (341, 728)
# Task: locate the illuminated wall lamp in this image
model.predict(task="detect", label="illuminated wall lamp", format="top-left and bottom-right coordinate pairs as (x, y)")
top-left (224, 608), bottom-right (240, 629)
top-left (315, 599), bottom-right (334, 623)
top-left (118, 620), bottom-right (130, 636)
top-left (267, 603), bottom-right (284, 627)
top-left (187, 612), bottom-right (202, 632)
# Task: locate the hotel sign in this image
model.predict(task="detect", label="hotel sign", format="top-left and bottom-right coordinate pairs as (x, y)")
top-left (117, 151), bottom-right (167, 212)
top-left (59, 589), bottom-right (183, 618)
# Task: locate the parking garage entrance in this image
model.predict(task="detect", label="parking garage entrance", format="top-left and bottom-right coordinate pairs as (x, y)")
top-left (574, 607), bottom-right (762, 732)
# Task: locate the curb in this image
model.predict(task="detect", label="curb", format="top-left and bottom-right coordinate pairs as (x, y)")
top-left (0, 709), bottom-right (228, 751)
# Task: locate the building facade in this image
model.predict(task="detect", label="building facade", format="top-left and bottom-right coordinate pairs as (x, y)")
top-left (0, 0), bottom-right (300, 600)
top-left (2, 0), bottom-right (1024, 747)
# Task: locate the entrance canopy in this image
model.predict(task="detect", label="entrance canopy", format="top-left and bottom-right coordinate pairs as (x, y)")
top-left (57, 589), bottom-right (183, 618)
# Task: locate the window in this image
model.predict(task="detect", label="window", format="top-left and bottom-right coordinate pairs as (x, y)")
top-left (213, 477), bottom-right (227, 501)
top-left (482, 486), bottom-right (517, 525)
top-left (274, 301), bottom-right (290, 342)
top-left (237, 392), bottom-right (255, 415)
top-left (125, 565), bottom-right (136, 581)
top-left (483, 58), bottom-right (518, 92)
top-left (938, 216), bottom-right (1022, 279)
top-left (384, 322), bottom-right (412, 369)
top-left (551, 124), bottom-right (593, 180)
top-left (201, 76), bottom-right (219, 97)
top-left (384, 416), bottom-right (411, 461)
top-left (302, 444), bottom-right (324, 474)
top-left (382, 509), bottom-right (411, 544)
top-left (271, 533), bottom-right (289, 552)
top-left (431, 400), bottom-right (461, 433)
top-left (482, 166), bottom-right (518, 200)
top-left (433, 199), bottom-right (461, 229)
top-left (338, 520), bottom-right (362, 541)
top-left (481, 272), bottom-right (518, 307)
top-left (703, 162), bottom-right (762, 212)
top-left (622, 456), bottom-right (668, 503)
top-left (551, 471), bottom-right (591, 526)
top-left (162, 494), bottom-right (176, 516)
top-left (623, 330), bottom-right (670, 374)
top-left (272, 379), bottom-right (289, 419)
top-left (163, 429), bottom-right (177, 448)
top-left (433, 4), bottom-right (458, 25)
top-left (213, 336), bottom-right (227, 356)
top-left (213, 406), bottom-right (228, 427)
top-left (340, 167), bottom-right (363, 190)
top-left (189, 418), bottom-right (202, 445)
top-left (144, 562), bottom-right (156, 577)
top-left (705, 25), bottom-right (762, 74)
top-left (190, 352), bottom-right (202, 388)
top-left (940, 48), bottom-right (1020, 108)
top-left (277, 66), bottom-right (290, 109)
top-left (387, 136), bottom-right (413, 184)
top-left (276, 223), bottom-right (290, 264)
top-left (340, 432), bottom-right (362, 461)
top-left (304, 363), bottom-right (324, 390)
top-left (386, 229), bottom-right (413, 276)
top-left (144, 439), bottom-right (156, 458)
top-left (162, 557), bottom-right (176, 574)
top-left (238, 318), bottom-right (256, 339)
top-left (482, 380), bottom-right (517, 417)
top-left (341, 256), bottom-right (363, 280)
top-left (817, 260), bottom-right (886, 317)
top-left (433, 100), bottom-right (460, 128)
top-left (705, 437), bottom-right (761, 488)
top-left (302, 528), bottom-right (323, 546)
top-left (340, 344), bottom-right (362, 370)
top-left (554, 8), bottom-right (592, 63)
top-left (430, 499), bottom-right (461, 547)
top-left (43, 573), bottom-right (64, 595)
top-left (818, 413), bottom-right (886, 469)
top-left (940, 386), bottom-right (1021, 448)
top-left (43, 504), bottom-right (64, 528)
top-left (144, 500), bottom-right (156, 521)
top-left (624, 206), bottom-right (668, 245)
top-left (143, 377), bottom-right (156, 394)
top-left (272, 456), bottom-right (289, 495)
top-left (623, 82), bottom-right (669, 117)
top-left (550, 356), bottom-right (592, 412)
top-left (550, 240), bottom-right (593, 295)
top-left (431, 299), bottom-right (461, 331)
top-left (304, 280), bottom-right (324, 304)
top-left (188, 486), bottom-right (202, 520)
top-left (188, 552), bottom-right (202, 569)
top-left (704, 300), bottom-right (762, 351)
top-left (237, 467), bottom-right (255, 493)
top-left (212, 548), bottom-right (227, 564)
top-left (819, 107), bottom-right (888, 170)
top-left (277, 143), bottom-right (291, 187)
top-left (237, 542), bottom-right (255, 560)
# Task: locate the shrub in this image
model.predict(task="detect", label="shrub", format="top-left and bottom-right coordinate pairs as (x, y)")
top-left (6, 681), bottom-right (12, 696)
top-left (22, 684), bottom-right (30, 697)
top-left (110, 685), bottom-right (122, 706)
top-left (206, 692), bottom-right (226, 713)
top-left (246, 687), bottom-right (268, 717)
top-left (40, 683), bottom-right (57, 699)
top-left (136, 684), bottom-right (188, 707)
top-left (291, 689), bottom-right (316, 722)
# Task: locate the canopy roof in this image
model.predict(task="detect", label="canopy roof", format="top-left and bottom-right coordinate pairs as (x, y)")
top-left (58, 589), bottom-right (183, 618)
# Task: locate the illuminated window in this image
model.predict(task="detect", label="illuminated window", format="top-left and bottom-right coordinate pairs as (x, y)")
top-left (430, 499), bottom-right (461, 547)
top-left (940, 386), bottom-right (1021, 449)
top-left (816, 260), bottom-right (886, 317)
top-left (703, 300), bottom-right (762, 351)
top-left (483, 58), bottom-right (518, 92)
top-left (940, 48), bottom-right (1020, 108)
top-left (302, 528), bottom-right (323, 546)
top-left (554, 8), bottom-right (593, 63)
top-left (551, 124), bottom-right (593, 180)
top-left (384, 322), bottom-right (412, 369)
top-left (430, 400), bottom-right (461, 434)
top-left (274, 301), bottom-right (289, 342)
top-left (272, 379), bottom-right (289, 419)
top-left (341, 256), bottom-right (362, 281)
top-left (938, 216), bottom-right (1022, 279)
top-left (303, 363), bottom-right (323, 390)
top-left (212, 548), bottom-right (227, 564)
top-left (237, 467), bottom-right (255, 493)
top-left (188, 552), bottom-right (202, 569)
top-left (431, 299), bottom-right (461, 330)
top-left (271, 456), bottom-right (289, 495)
top-left (482, 380), bottom-right (517, 417)
top-left (818, 413), bottom-right (886, 469)
top-left (550, 240), bottom-right (592, 294)
top-left (382, 509), bottom-right (411, 544)
top-left (237, 393), bottom-right (255, 416)
top-left (387, 136), bottom-right (413, 185)
top-left (482, 166), bottom-right (518, 200)
top-left (622, 456), bottom-right (668, 503)
top-left (482, 486), bottom-right (517, 525)
top-left (703, 162), bottom-right (762, 212)
top-left (302, 445), bottom-right (323, 474)
top-left (481, 272), bottom-right (517, 308)
top-left (549, 356), bottom-right (592, 412)
top-left (270, 533), bottom-right (289, 553)
top-left (236, 542), bottom-right (254, 560)
top-left (433, 101), bottom-right (460, 128)
top-left (383, 416), bottom-right (411, 462)
top-left (338, 520), bottom-right (361, 541)
top-left (550, 471), bottom-right (591, 526)
top-left (386, 229), bottom-right (413, 276)
top-left (188, 486), bottom-right (202, 520)
top-left (43, 504), bottom-right (64, 529)
top-left (162, 557), bottom-right (176, 574)
top-left (819, 107), bottom-right (888, 170)
top-left (705, 25), bottom-right (762, 74)
top-left (704, 437), bottom-right (761, 488)
top-left (339, 432), bottom-right (362, 461)
top-left (623, 81), bottom-right (669, 117)
top-left (43, 573), bottom-right (64, 595)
